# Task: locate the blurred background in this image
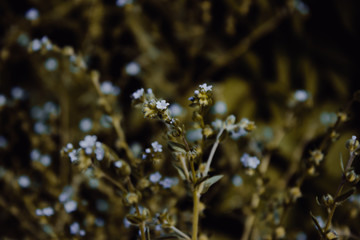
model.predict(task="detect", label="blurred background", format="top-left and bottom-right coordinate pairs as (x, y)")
top-left (1, 0), bottom-right (360, 239)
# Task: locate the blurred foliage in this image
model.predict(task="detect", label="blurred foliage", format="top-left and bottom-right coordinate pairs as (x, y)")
top-left (1, 0), bottom-right (360, 239)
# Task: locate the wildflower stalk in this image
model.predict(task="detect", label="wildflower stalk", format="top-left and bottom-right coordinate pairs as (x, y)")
top-left (90, 71), bottom-right (136, 163)
top-left (91, 163), bottom-right (127, 193)
top-left (192, 127), bottom-right (225, 240)
top-left (323, 152), bottom-right (357, 232)
top-left (135, 205), bottom-right (146, 240)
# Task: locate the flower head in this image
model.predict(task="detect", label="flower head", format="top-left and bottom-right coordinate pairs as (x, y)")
top-left (240, 153), bottom-right (260, 169)
top-left (156, 100), bottom-right (169, 110)
top-left (199, 83), bottom-right (213, 92)
top-left (151, 141), bottom-right (163, 152)
top-left (132, 88), bottom-right (144, 99)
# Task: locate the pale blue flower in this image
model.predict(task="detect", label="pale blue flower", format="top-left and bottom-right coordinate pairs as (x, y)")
top-left (125, 62), bottom-right (140, 75)
top-left (11, 87), bottom-right (25, 100)
top-left (212, 101), bottom-right (227, 114)
top-left (44, 58), bottom-right (58, 71)
top-left (40, 154), bottom-right (52, 166)
top-left (151, 141), bottom-right (163, 152)
top-left (0, 94), bottom-right (6, 107)
top-left (25, 8), bottom-right (39, 20)
top-left (132, 88), bottom-right (144, 99)
top-left (18, 175), bottom-right (31, 188)
top-left (294, 90), bottom-right (309, 102)
top-left (232, 175), bottom-right (243, 186)
top-left (100, 81), bottom-right (120, 96)
top-left (64, 200), bottom-right (77, 213)
top-left (159, 177), bottom-right (178, 189)
top-left (149, 172), bottom-right (162, 183)
top-left (42, 207), bottom-right (54, 216)
top-left (79, 118), bottom-right (93, 132)
top-left (240, 153), bottom-right (260, 169)
top-left (31, 39), bottom-right (42, 51)
top-left (114, 161), bottom-right (123, 168)
top-left (169, 103), bottom-right (183, 117)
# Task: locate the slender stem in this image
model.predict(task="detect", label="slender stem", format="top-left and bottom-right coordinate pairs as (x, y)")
top-left (192, 191), bottom-right (200, 240)
top-left (92, 163), bottom-right (127, 193)
top-left (203, 127), bottom-right (224, 177)
top-left (324, 152), bottom-right (356, 231)
top-left (171, 226), bottom-right (191, 240)
top-left (135, 205), bottom-right (146, 240)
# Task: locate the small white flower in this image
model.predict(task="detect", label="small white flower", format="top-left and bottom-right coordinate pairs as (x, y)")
top-left (352, 135), bottom-right (357, 141)
top-left (40, 154), bottom-right (52, 167)
top-left (30, 149), bottom-right (41, 161)
top-left (18, 175), bottom-right (31, 188)
top-left (186, 129), bottom-right (202, 142)
top-left (79, 118), bottom-right (93, 132)
top-left (151, 141), bottom-right (162, 152)
top-left (69, 149), bottom-right (79, 163)
top-left (149, 172), bottom-right (162, 183)
top-left (199, 83), bottom-right (212, 92)
top-left (0, 94), bottom-right (7, 107)
top-left (79, 135), bottom-right (97, 149)
top-left (159, 177), bottom-right (179, 189)
top-left (66, 143), bottom-right (73, 150)
top-left (25, 8), bottom-right (39, 20)
top-left (11, 87), bottom-right (25, 100)
top-left (70, 222), bottom-right (80, 235)
top-left (169, 103), bottom-right (183, 117)
top-left (211, 119), bottom-right (223, 130)
top-left (294, 90), bottom-right (309, 102)
top-left (194, 90), bottom-right (200, 95)
top-left (34, 121), bottom-right (48, 134)
top-left (116, 0), bottom-right (133, 7)
top-left (31, 39), bottom-right (42, 51)
top-left (132, 88), bottom-right (144, 99)
top-left (35, 209), bottom-right (43, 216)
top-left (230, 127), bottom-right (247, 140)
top-left (114, 161), bottom-right (123, 168)
top-left (156, 100), bottom-right (169, 110)
top-left (125, 62), bottom-right (140, 76)
top-left (212, 101), bottom-right (227, 114)
top-left (64, 200), bottom-right (78, 213)
top-left (240, 153), bottom-right (260, 169)
top-left (145, 148), bottom-right (151, 153)
top-left (100, 81), bottom-right (120, 96)
top-left (95, 146), bottom-right (105, 161)
top-left (44, 58), bottom-right (58, 71)
top-left (232, 175), bottom-right (243, 186)
top-left (147, 88), bottom-right (153, 94)
top-left (42, 207), bottom-right (54, 216)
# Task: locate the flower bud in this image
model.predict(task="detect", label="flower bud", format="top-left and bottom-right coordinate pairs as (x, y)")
top-left (325, 230), bottom-right (338, 240)
top-left (346, 136), bottom-right (359, 153)
top-left (322, 194), bottom-right (334, 207)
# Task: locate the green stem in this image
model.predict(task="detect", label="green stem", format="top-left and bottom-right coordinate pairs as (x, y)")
top-left (192, 190), bottom-right (200, 240)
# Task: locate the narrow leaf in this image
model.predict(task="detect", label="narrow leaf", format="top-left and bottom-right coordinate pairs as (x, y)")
top-left (200, 175), bottom-right (223, 194)
top-left (168, 141), bottom-right (187, 154)
top-left (334, 188), bottom-right (355, 204)
top-left (172, 163), bottom-right (186, 180)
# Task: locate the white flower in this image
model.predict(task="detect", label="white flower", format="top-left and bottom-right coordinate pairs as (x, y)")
top-left (79, 118), bottom-right (93, 132)
top-left (151, 141), bottom-right (163, 152)
top-left (79, 135), bottom-right (97, 149)
top-left (145, 148), bottom-right (151, 153)
top-left (25, 8), bottom-right (39, 20)
top-left (11, 87), bottom-right (25, 100)
top-left (100, 81), bottom-right (120, 96)
top-left (156, 100), bottom-right (169, 110)
top-left (159, 177), bottom-right (179, 189)
top-left (149, 172), bottom-right (162, 183)
top-left (0, 94), bottom-right (7, 107)
top-left (199, 83), bottom-right (212, 92)
top-left (232, 175), bottom-right (243, 186)
top-left (211, 119), bottom-right (223, 130)
top-left (70, 222), bottom-right (80, 235)
top-left (64, 200), bottom-right (78, 213)
top-left (31, 39), bottom-right (42, 51)
top-left (42, 207), bottom-right (54, 216)
top-left (230, 127), bottom-right (247, 140)
top-left (44, 58), bottom-right (58, 71)
top-left (125, 62), bottom-right (140, 76)
top-left (18, 175), bottom-right (31, 188)
top-left (240, 153), bottom-right (260, 169)
top-left (69, 149), bottom-right (79, 163)
top-left (169, 103), bottom-right (183, 117)
top-left (352, 135), bottom-right (357, 141)
top-left (95, 146), bottom-right (105, 161)
top-left (294, 90), bottom-right (309, 102)
top-left (40, 154), bottom-right (52, 167)
top-left (35, 209), bottom-right (43, 216)
top-left (132, 88), bottom-right (144, 99)
top-left (114, 161), bottom-right (123, 168)
top-left (30, 149), bottom-right (41, 161)
top-left (212, 101), bottom-right (227, 114)
top-left (66, 143), bottom-right (73, 150)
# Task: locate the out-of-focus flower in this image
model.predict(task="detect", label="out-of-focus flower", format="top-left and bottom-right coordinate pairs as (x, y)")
top-left (240, 153), bottom-right (260, 169)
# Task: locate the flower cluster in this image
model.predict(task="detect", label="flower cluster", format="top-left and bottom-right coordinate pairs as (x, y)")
top-left (142, 141), bottom-right (163, 163)
top-left (212, 115), bottom-right (256, 140)
top-left (189, 83), bottom-right (214, 107)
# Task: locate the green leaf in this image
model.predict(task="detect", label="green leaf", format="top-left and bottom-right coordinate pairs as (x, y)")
top-left (172, 163), bottom-right (186, 180)
top-left (200, 175), bottom-right (223, 194)
top-left (168, 141), bottom-right (187, 154)
top-left (334, 188), bottom-right (355, 204)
